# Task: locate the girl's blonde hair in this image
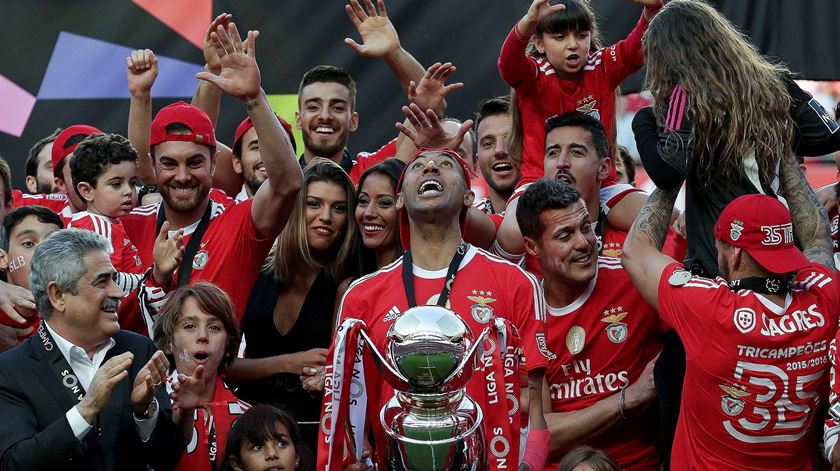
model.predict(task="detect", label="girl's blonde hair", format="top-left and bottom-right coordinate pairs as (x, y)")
top-left (643, 0), bottom-right (793, 187)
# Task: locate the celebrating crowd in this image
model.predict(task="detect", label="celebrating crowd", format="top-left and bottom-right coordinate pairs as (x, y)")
top-left (1, 0), bottom-right (840, 470)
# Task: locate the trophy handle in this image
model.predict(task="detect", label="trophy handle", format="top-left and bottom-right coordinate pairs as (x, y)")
top-left (440, 326), bottom-right (489, 390)
top-left (359, 329), bottom-right (412, 390)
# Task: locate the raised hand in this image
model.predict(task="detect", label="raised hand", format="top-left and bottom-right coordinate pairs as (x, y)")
top-left (151, 221), bottom-right (185, 285)
top-left (344, 0), bottom-right (400, 58)
top-left (170, 365), bottom-right (208, 416)
top-left (126, 49), bottom-right (158, 96)
top-left (408, 62), bottom-right (463, 118)
top-left (78, 352), bottom-right (133, 424)
top-left (131, 350), bottom-right (170, 416)
top-left (196, 23), bottom-right (261, 101)
top-left (0, 280), bottom-right (36, 325)
top-left (517, 0), bottom-right (566, 37)
top-left (396, 103), bottom-right (473, 150)
top-left (204, 13), bottom-right (233, 73)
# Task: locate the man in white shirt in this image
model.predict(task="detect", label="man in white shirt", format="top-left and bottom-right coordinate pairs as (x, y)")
top-left (0, 229), bottom-right (183, 471)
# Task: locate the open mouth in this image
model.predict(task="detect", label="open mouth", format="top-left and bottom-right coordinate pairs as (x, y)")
top-left (314, 126), bottom-right (336, 135)
top-left (571, 252), bottom-right (591, 264)
top-left (171, 186), bottom-right (198, 197)
top-left (555, 171), bottom-right (575, 185)
top-left (492, 162), bottom-right (513, 173)
top-left (364, 224), bottom-right (384, 233)
top-left (193, 351), bottom-right (209, 361)
top-left (313, 226), bottom-right (333, 236)
top-left (418, 179), bottom-right (444, 196)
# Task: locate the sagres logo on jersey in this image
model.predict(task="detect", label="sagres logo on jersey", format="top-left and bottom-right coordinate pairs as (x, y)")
top-left (719, 383), bottom-right (750, 416)
top-left (468, 290), bottom-right (496, 324)
top-left (566, 326), bottom-right (586, 355)
top-left (601, 306), bottom-right (628, 344)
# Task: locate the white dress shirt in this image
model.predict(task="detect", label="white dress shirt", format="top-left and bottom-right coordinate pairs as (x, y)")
top-left (44, 322), bottom-right (159, 442)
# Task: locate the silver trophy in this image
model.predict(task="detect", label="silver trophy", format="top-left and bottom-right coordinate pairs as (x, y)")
top-left (365, 305), bottom-right (487, 471)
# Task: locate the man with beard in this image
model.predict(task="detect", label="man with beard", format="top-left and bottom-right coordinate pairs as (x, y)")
top-left (296, 65), bottom-right (359, 172)
top-left (25, 128), bottom-right (61, 194)
top-left (495, 113), bottom-right (667, 275)
top-left (121, 23), bottom-right (301, 327)
top-left (474, 96), bottom-right (519, 215)
top-left (230, 115), bottom-right (297, 201)
top-left (12, 126), bottom-right (103, 227)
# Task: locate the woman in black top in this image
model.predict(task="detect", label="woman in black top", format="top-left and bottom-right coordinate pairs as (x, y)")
top-left (226, 158), bottom-right (357, 450)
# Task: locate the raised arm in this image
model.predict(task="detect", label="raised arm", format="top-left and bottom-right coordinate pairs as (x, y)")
top-left (197, 23), bottom-right (302, 239)
top-left (192, 13), bottom-right (231, 127)
top-left (126, 49), bottom-right (158, 185)
top-left (621, 186), bottom-right (681, 310)
top-left (778, 153), bottom-right (836, 270)
top-left (344, 0), bottom-right (424, 94)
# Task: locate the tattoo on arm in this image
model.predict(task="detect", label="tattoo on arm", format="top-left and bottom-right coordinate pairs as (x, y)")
top-left (779, 154), bottom-right (835, 270)
top-left (243, 100), bottom-right (260, 111)
top-left (632, 187), bottom-right (680, 250)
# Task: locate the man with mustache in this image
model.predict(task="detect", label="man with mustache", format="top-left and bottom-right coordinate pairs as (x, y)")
top-left (0, 229), bottom-right (183, 470)
top-left (495, 112), bottom-right (665, 275)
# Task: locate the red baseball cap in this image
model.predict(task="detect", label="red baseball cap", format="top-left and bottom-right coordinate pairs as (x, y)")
top-left (233, 115), bottom-right (296, 155)
top-left (714, 194), bottom-right (810, 274)
top-left (52, 125), bottom-right (103, 178)
top-left (150, 102), bottom-right (216, 148)
top-left (396, 148), bottom-right (474, 248)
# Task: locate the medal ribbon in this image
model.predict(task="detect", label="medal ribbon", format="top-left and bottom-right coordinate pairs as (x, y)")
top-left (402, 242), bottom-right (468, 308)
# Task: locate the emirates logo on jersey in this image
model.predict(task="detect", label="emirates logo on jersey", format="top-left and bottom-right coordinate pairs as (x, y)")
top-left (601, 307), bottom-right (628, 344)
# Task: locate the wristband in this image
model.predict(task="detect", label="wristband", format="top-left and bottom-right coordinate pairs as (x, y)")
top-left (522, 428), bottom-right (550, 471)
top-left (619, 387), bottom-right (628, 419)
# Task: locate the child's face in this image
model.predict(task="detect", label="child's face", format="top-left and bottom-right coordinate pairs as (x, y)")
top-left (0, 215), bottom-right (61, 290)
top-left (170, 297), bottom-right (228, 377)
top-left (534, 30), bottom-right (592, 79)
top-left (89, 160), bottom-right (139, 218)
top-left (232, 423), bottom-right (298, 471)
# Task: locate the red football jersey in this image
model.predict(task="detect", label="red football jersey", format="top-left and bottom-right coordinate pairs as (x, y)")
top-left (330, 245), bottom-right (549, 469)
top-left (121, 199), bottom-right (273, 320)
top-left (348, 139), bottom-right (398, 184)
top-left (169, 375), bottom-right (250, 471)
top-left (658, 262), bottom-right (840, 470)
top-left (498, 14), bottom-right (648, 185)
top-left (68, 211), bottom-right (145, 274)
top-left (12, 189), bottom-right (73, 226)
top-left (544, 257), bottom-right (666, 471)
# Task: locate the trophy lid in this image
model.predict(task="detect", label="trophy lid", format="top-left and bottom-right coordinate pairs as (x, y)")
top-left (387, 306), bottom-right (474, 393)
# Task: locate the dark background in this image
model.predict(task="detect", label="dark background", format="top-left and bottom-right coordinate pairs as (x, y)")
top-left (1, 0), bottom-right (838, 188)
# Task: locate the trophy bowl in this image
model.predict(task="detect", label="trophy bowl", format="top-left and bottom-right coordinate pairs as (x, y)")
top-left (387, 306), bottom-right (475, 393)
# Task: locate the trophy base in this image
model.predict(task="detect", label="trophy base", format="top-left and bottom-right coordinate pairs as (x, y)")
top-left (382, 394), bottom-right (485, 471)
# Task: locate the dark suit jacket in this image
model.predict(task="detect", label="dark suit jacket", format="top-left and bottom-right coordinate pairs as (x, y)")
top-left (0, 329), bottom-right (184, 471)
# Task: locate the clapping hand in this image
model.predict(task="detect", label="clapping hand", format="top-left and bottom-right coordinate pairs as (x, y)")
top-left (396, 103), bottom-right (473, 151)
top-left (408, 62), bottom-right (463, 118)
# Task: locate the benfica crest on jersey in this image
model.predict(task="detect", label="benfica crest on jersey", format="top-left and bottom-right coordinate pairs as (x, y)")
top-left (601, 308), bottom-right (628, 344)
top-left (576, 100), bottom-right (601, 122)
top-left (730, 219), bottom-right (745, 241)
top-left (193, 241), bottom-right (209, 270)
top-left (719, 383), bottom-right (750, 416)
top-left (468, 291), bottom-right (496, 324)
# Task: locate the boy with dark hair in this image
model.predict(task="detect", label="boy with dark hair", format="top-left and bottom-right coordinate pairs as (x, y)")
top-left (68, 133), bottom-right (144, 274)
top-left (0, 206), bottom-right (63, 330)
top-left (25, 128), bottom-right (62, 194)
